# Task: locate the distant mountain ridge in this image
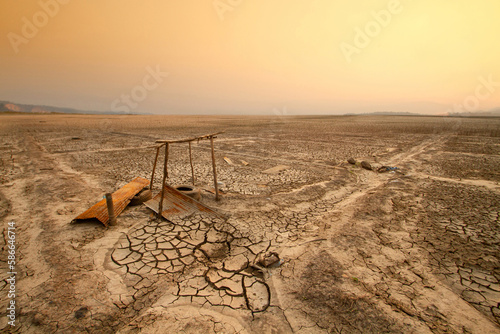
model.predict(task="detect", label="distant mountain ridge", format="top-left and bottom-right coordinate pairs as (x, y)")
top-left (0, 101), bottom-right (131, 115)
top-left (448, 108), bottom-right (500, 117)
top-left (1, 100), bottom-right (499, 117)
top-left (344, 111), bottom-right (423, 116)
top-left (347, 110), bottom-right (500, 117)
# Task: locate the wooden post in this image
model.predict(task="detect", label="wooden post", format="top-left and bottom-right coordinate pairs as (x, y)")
top-left (150, 145), bottom-right (160, 190)
top-left (158, 143), bottom-right (169, 218)
top-left (105, 193), bottom-right (117, 226)
top-left (166, 142), bottom-right (169, 179)
top-left (189, 141), bottom-right (195, 185)
top-left (210, 136), bottom-right (220, 201)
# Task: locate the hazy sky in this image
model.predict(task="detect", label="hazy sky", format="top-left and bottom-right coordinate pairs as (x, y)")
top-left (1, 1), bottom-right (499, 115)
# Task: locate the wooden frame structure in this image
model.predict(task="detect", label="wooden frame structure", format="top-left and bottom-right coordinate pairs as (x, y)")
top-left (150, 132), bottom-right (224, 217)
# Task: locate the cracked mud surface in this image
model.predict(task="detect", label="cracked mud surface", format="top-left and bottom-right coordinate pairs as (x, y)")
top-left (110, 214), bottom-right (273, 314)
top-left (1, 114), bottom-right (500, 333)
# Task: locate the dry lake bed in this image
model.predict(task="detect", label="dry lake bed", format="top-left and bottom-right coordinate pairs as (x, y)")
top-left (1, 114), bottom-right (499, 333)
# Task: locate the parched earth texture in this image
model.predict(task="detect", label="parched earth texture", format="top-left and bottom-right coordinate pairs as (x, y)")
top-left (0, 114), bottom-right (499, 333)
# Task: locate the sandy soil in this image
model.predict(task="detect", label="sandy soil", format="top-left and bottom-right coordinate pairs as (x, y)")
top-left (0, 114), bottom-right (499, 333)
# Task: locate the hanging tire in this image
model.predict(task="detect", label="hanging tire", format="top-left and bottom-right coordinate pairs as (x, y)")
top-left (129, 189), bottom-right (152, 206)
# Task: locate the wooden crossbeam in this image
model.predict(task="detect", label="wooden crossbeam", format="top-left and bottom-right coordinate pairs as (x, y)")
top-left (155, 131), bottom-right (224, 144)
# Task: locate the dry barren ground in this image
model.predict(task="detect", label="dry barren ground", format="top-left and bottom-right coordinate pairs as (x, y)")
top-left (0, 114), bottom-right (499, 333)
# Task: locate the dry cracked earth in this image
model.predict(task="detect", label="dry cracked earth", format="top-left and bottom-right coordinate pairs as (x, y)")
top-left (0, 114), bottom-right (499, 333)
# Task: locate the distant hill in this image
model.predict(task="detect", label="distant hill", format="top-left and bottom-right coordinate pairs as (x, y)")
top-left (345, 109), bottom-right (500, 117)
top-left (344, 111), bottom-right (424, 116)
top-left (448, 108), bottom-right (500, 117)
top-left (2, 100), bottom-right (499, 117)
top-left (0, 101), bottom-right (131, 115)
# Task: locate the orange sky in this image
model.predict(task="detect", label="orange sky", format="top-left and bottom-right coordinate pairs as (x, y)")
top-left (1, 0), bottom-right (499, 115)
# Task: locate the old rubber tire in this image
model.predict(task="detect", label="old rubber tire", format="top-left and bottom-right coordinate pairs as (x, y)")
top-left (174, 184), bottom-right (201, 201)
top-left (129, 189), bottom-right (152, 206)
